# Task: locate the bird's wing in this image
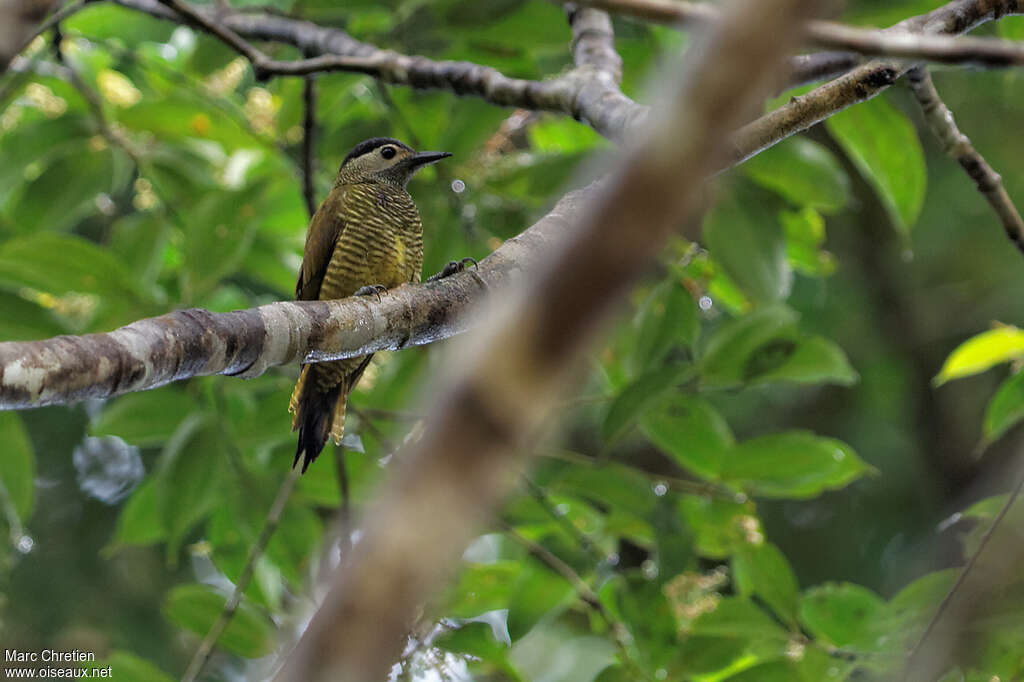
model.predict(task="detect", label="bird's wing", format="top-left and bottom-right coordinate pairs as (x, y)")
top-left (295, 186), bottom-right (348, 301)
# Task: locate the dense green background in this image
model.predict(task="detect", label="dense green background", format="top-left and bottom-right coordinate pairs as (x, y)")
top-left (2, 0), bottom-right (1024, 679)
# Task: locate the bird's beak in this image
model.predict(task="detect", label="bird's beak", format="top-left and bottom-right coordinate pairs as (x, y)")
top-left (406, 151), bottom-right (452, 169)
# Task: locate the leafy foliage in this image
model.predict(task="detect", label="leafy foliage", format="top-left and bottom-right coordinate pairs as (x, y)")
top-left (1, 1), bottom-right (1023, 680)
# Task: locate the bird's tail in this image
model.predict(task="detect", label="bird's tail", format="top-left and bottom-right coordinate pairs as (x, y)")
top-left (289, 364), bottom-right (348, 473)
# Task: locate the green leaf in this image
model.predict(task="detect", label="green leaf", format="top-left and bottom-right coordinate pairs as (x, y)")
top-left (934, 326), bottom-right (1024, 385)
top-left (509, 622), bottom-right (616, 682)
top-left (780, 207), bottom-right (836, 278)
top-left (721, 431), bottom-right (873, 499)
top-left (265, 502), bottom-right (321, 586)
top-left (982, 370), bottom-right (1024, 445)
top-left (800, 582), bottom-right (885, 648)
top-left (732, 542), bottom-right (800, 626)
top-left (751, 335), bottom-right (858, 386)
top-left (8, 144), bottom-right (131, 234)
top-left (741, 136), bottom-right (849, 214)
top-left (506, 560), bottom-right (576, 640)
top-left (640, 394), bottom-right (734, 479)
top-left (92, 389), bottom-right (199, 447)
top-left (156, 417), bottom-right (226, 562)
top-left (0, 233), bottom-right (143, 299)
top-left (434, 621), bottom-right (518, 676)
top-left (444, 561), bottom-right (523, 619)
top-left (700, 305), bottom-right (799, 387)
top-left (0, 412), bottom-right (34, 521)
top-left (689, 596), bottom-right (789, 639)
top-left (0, 290), bottom-right (65, 341)
top-left (602, 364), bottom-right (695, 443)
top-left (885, 568), bottom-right (957, 633)
top-left (704, 194), bottom-right (792, 304)
top-left (107, 478), bottom-right (166, 552)
top-left (826, 94), bottom-right (926, 234)
top-left (179, 180), bottom-right (269, 299)
top-left (162, 583), bottom-right (276, 658)
top-left (631, 278), bottom-right (700, 373)
top-left (678, 496), bottom-right (755, 559)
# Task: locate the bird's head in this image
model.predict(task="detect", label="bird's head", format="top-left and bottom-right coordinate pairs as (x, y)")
top-left (337, 137), bottom-right (451, 186)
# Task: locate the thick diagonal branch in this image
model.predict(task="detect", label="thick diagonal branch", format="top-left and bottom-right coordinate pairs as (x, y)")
top-left (907, 66), bottom-right (1024, 254)
top-left (268, 0), bottom-right (819, 680)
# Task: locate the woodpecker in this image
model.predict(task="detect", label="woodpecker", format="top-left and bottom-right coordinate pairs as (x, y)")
top-left (290, 137), bottom-right (451, 472)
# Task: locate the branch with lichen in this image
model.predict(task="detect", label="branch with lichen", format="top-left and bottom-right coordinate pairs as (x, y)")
top-left (907, 66), bottom-right (1024, 254)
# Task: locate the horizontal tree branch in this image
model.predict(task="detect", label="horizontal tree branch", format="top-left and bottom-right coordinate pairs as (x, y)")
top-left (577, 0), bottom-right (1024, 68)
top-left (117, 0), bottom-right (647, 140)
top-left (0, 188), bottom-right (581, 410)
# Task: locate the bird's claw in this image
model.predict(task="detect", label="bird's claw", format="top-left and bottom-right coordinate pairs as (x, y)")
top-left (428, 257), bottom-right (478, 282)
top-left (354, 284), bottom-right (388, 301)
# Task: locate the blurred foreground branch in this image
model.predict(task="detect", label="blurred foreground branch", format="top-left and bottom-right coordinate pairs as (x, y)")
top-left (268, 0), bottom-right (819, 679)
top-left (0, 0), bottom-right (56, 70)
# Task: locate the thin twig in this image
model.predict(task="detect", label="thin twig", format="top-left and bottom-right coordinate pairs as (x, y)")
top-left (181, 467), bottom-right (300, 682)
top-left (300, 74), bottom-right (316, 219)
top-left (500, 521), bottom-right (644, 677)
top-left (520, 475), bottom-right (603, 561)
top-left (907, 66), bottom-right (1024, 255)
top-left (501, 520), bottom-right (602, 610)
top-left (904, 468), bottom-right (1024, 676)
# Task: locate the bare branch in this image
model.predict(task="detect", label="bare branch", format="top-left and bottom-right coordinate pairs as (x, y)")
top-left (268, 0), bottom-right (820, 679)
top-left (907, 66), bottom-right (1024, 255)
top-left (120, 0), bottom-right (646, 140)
top-left (576, 0), bottom-right (1024, 68)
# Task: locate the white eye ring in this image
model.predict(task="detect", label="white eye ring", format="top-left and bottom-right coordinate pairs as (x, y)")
top-left (381, 146), bottom-right (396, 159)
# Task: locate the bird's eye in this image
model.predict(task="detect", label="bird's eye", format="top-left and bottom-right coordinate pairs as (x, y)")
top-left (381, 146), bottom-right (396, 159)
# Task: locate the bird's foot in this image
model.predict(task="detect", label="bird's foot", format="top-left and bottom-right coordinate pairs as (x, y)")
top-left (427, 257), bottom-right (478, 282)
top-left (354, 284), bottom-right (388, 301)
